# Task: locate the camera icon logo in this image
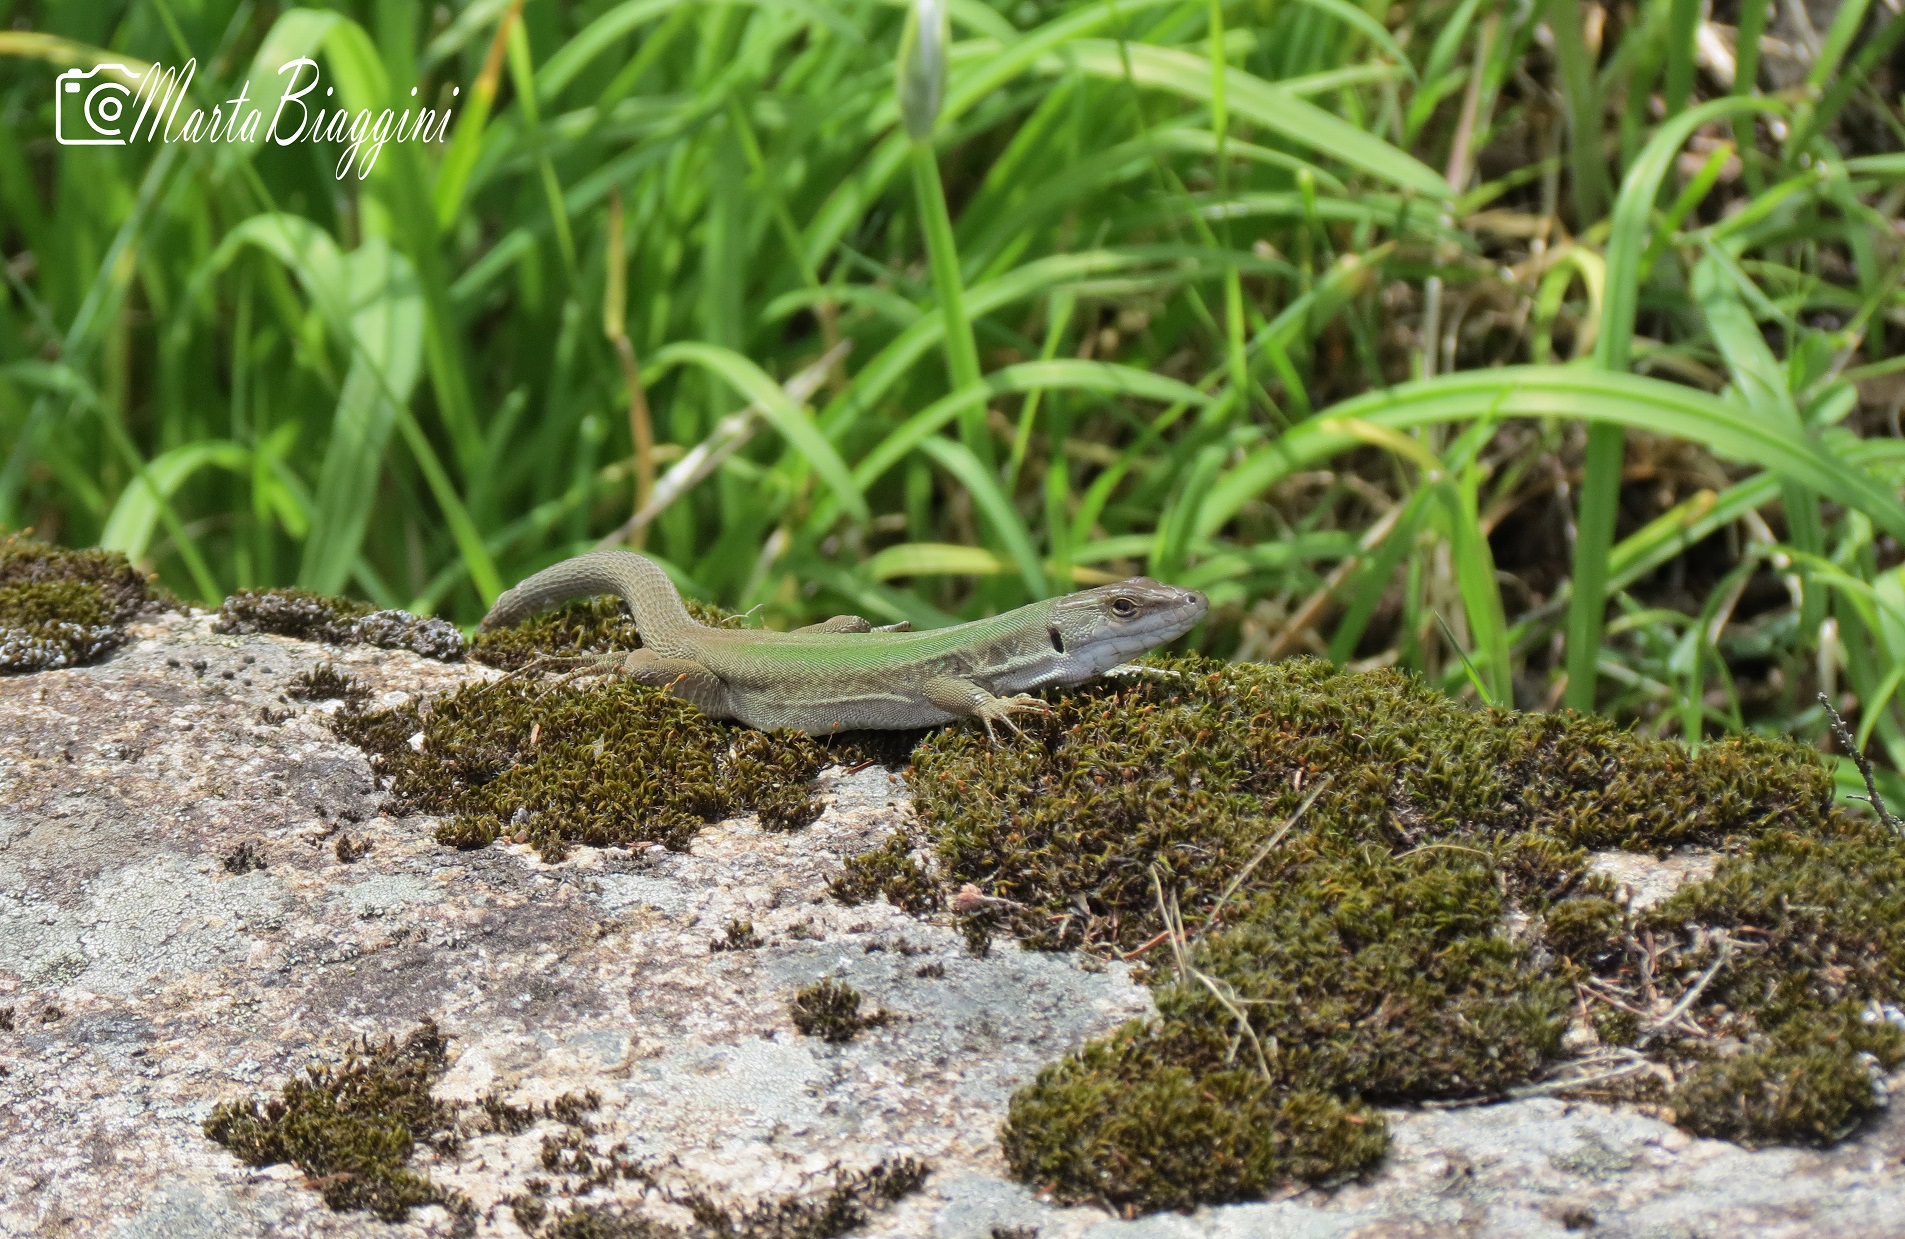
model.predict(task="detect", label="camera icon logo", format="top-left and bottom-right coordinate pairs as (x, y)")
top-left (56, 64), bottom-right (140, 145)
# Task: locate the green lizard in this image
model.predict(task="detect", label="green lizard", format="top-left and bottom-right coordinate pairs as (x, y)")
top-left (479, 550), bottom-right (1207, 737)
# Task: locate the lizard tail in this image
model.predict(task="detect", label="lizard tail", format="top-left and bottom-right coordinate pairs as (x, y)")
top-left (480, 550), bottom-right (701, 653)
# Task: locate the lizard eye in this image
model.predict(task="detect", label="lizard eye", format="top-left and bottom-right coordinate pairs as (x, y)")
top-left (1110, 597), bottom-right (1137, 618)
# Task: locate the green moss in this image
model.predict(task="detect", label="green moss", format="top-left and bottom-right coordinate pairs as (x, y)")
top-left (1671, 1040), bottom-right (1884, 1147)
top-left (1542, 896), bottom-right (1626, 968)
top-left (711, 918), bottom-right (764, 951)
top-left (527, 1158), bottom-right (928, 1239)
top-left (1636, 822), bottom-right (1905, 1142)
top-left (1164, 848), bottom-right (1568, 1101)
top-left (203, 1021), bottom-right (467, 1222)
top-left (319, 593), bottom-right (895, 858)
top-left (1000, 1020), bottom-right (1385, 1213)
top-left (288, 663), bottom-right (370, 705)
top-left (330, 580), bottom-right (924, 857)
top-left (334, 676), bottom-right (841, 861)
top-left (915, 659), bottom-right (1830, 957)
top-left (829, 834), bottom-right (942, 914)
top-left (216, 589), bottom-right (465, 660)
top-left (0, 533), bottom-right (152, 672)
top-left (900, 656), bottom-right (1872, 1213)
top-left (789, 979), bottom-right (887, 1043)
top-left (723, 729), bottom-right (828, 832)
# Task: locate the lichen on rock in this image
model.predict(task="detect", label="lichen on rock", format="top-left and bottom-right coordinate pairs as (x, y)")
top-left (215, 588), bottom-right (466, 661)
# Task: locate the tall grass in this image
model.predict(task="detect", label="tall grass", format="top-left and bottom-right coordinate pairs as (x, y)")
top-left (3, 0), bottom-right (1903, 792)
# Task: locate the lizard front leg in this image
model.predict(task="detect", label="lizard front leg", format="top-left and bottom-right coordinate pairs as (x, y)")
top-left (921, 675), bottom-right (1051, 741)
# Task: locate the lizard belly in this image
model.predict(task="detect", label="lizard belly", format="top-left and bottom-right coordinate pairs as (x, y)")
top-left (728, 686), bottom-right (958, 734)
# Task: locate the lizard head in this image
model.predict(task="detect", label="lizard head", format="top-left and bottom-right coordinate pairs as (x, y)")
top-left (1047, 577), bottom-right (1208, 677)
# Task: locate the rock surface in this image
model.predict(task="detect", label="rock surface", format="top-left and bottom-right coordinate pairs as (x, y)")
top-left (3, 612), bottom-right (1903, 1238)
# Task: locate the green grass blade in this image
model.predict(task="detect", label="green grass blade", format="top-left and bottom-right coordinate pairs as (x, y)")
top-left (1565, 94), bottom-right (1783, 711)
top-left (648, 342), bottom-right (869, 522)
top-left (1050, 40), bottom-right (1450, 198)
top-left (914, 436), bottom-right (1046, 599)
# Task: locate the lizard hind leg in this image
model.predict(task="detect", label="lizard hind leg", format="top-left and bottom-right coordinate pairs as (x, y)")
top-left (531, 652), bottom-right (636, 702)
top-left (478, 652), bottom-right (626, 698)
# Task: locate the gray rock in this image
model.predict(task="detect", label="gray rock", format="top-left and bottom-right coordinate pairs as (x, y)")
top-left (3, 611), bottom-right (1903, 1238)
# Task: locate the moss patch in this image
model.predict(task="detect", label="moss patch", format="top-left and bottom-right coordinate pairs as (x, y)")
top-left (288, 663), bottom-right (371, 705)
top-left (334, 678), bottom-right (836, 861)
top-left (0, 533), bottom-right (153, 673)
top-left (900, 656), bottom-right (1895, 1212)
top-left (516, 1155), bottom-right (928, 1239)
top-left (332, 594), bottom-right (914, 859)
top-left (1000, 1022), bottom-right (1384, 1215)
top-left (828, 833), bottom-right (941, 915)
top-left (203, 1021), bottom-right (467, 1223)
top-left (789, 979), bottom-right (888, 1043)
top-left (711, 919), bottom-right (763, 951)
top-left (215, 589), bottom-right (465, 660)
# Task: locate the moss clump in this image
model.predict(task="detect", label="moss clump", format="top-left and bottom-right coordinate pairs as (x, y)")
top-left (222, 840), bottom-right (267, 874)
top-left (333, 677), bottom-right (836, 861)
top-left (789, 979), bottom-right (887, 1043)
top-left (203, 1021), bottom-right (466, 1222)
top-left (288, 663), bottom-right (371, 705)
top-left (0, 533), bottom-right (152, 673)
top-left (829, 834), bottom-right (942, 914)
top-left (216, 589), bottom-right (465, 661)
top-left (1167, 848), bottom-right (1568, 1101)
top-left (1637, 822), bottom-right (1905, 1143)
top-left (712, 919), bottom-right (764, 951)
top-left (525, 1157), bottom-right (928, 1239)
top-left (916, 658), bottom-right (1830, 957)
top-left (902, 656), bottom-right (1874, 1213)
top-left (1540, 895), bottom-right (1626, 968)
top-left (1002, 1022), bottom-right (1385, 1214)
top-left (323, 593), bottom-right (908, 856)
top-left (1671, 1039), bottom-right (1884, 1147)
top-left (723, 729), bottom-right (828, 832)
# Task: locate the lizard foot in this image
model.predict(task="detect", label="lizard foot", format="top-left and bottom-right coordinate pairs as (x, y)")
top-left (975, 693), bottom-right (1052, 742)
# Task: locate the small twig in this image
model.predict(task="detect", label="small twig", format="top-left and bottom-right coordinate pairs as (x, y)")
top-left (1200, 776), bottom-right (1331, 939)
top-left (1632, 928), bottom-right (1660, 1009)
top-left (604, 188), bottom-right (655, 548)
top-left (594, 341), bottom-right (850, 550)
top-left (1120, 928), bottom-right (1173, 961)
top-left (1577, 976), bottom-right (1652, 1021)
top-left (1150, 866), bottom-right (1276, 1079)
top-left (1504, 1052), bottom-right (1659, 1101)
top-left (1639, 933), bottom-right (1734, 1045)
top-left (1263, 502), bottom-right (1407, 663)
top-left (1819, 692), bottom-right (1905, 835)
